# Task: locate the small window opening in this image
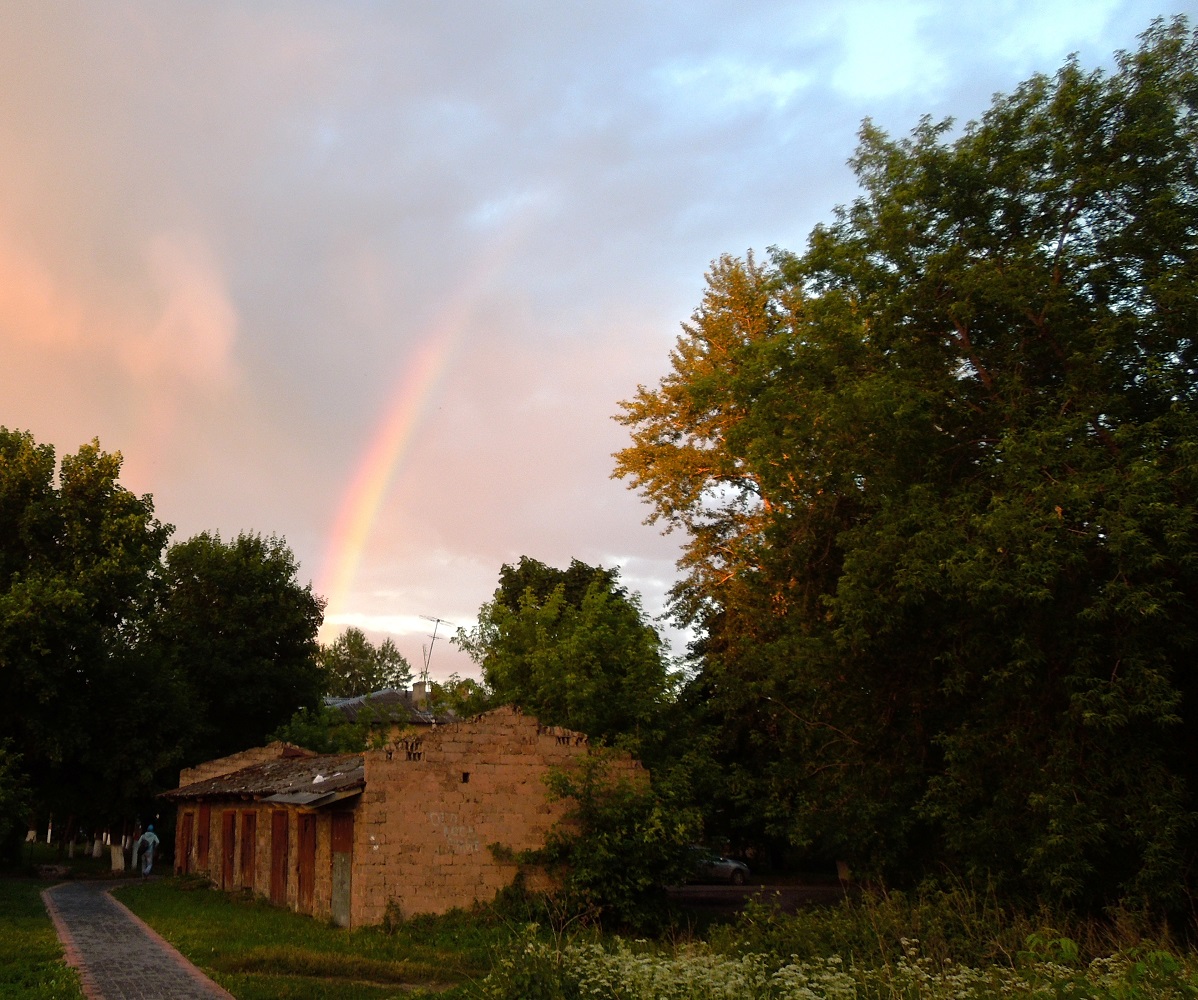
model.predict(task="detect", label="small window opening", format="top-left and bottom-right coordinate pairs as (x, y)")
top-left (461, 772), bottom-right (470, 783)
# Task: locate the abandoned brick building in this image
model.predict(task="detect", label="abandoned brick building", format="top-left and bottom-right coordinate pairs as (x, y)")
top-left (163, 706), bottom-right (633, 926)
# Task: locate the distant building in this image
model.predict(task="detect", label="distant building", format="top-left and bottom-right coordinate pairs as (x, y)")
top-left (163, 707), bottom-right (638, 926)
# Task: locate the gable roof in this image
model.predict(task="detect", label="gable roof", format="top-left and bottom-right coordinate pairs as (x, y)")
top-left (164, 751), bottom-right (364, 808)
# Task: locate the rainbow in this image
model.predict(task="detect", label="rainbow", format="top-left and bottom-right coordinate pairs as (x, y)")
top-left (317, 224), bottom-right (527, 633)
top-left (317, 328), bottom-right (458, 634)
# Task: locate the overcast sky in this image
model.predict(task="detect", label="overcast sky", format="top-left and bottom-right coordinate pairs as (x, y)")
top-left (2, 1), bottom-right (1190, 679)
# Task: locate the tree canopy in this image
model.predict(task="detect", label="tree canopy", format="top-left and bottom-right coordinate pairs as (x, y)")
top-left (0, 428), bottom-right (176, 830)
top-left (148, 531), bottom-right (326, 764)
top-left (320, 626), bottom-right (413, 698)
top-left (614, 19), bottom-right (1198, 907)
top-left (454, 557), bottom-right (675, 753)
top-left (0, 427), bottom-right (327, 840)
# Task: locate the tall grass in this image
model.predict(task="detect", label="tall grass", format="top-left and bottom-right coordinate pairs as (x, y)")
top-left (708, 883), bottom-right (1177, 969)
top-left (477, 934), bottom-right (1198, 999)
top-left (473, 885), bottom-right (1198, 1000)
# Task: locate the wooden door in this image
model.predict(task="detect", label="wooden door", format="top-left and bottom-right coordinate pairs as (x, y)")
top-left (330, 812), bottom-right (353, 928)
top-left (197, 805), bottom-right (211, 869)
top-left (176, 812), bottom-right (193, 875)
top-left (270, 810), bottom-right (289, 906)
top-left (297, 814), bottom-right (317, 913)
top-left (221, 811), bottom-right (236, 889)
top-left (240, 812), bottom-right (257, 889)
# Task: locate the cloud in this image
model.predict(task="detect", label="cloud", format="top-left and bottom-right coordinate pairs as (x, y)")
top-left (822, 2), bottom-right (947, 101)
top-left (0, 225), bottom-right (237, 386)
top-left (656, 57), bottom-right (814, 116)
top-left (130, 233), bottom-right (239, 384)
top-left (0, 231), bottom-right (86, 349)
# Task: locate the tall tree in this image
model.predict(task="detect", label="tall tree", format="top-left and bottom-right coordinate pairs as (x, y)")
top-left (454, 558), bottom-right (675, 752)
top-left (614, 20), bottom-right (1198, 907)
top-left (321, 626), bottom-right (413, 697)
top-left (0, 429), bottom-right (177, 826)
top-left (147, 531), bottom-right (326, 764)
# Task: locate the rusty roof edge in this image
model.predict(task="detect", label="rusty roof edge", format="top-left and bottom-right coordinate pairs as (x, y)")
top-left (161, 753), bottom-right (365, 801)
top-left (161, 772), bottom-right (365, 803)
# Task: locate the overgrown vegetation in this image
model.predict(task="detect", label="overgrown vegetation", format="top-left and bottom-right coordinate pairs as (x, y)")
top-left (476, 887), bottom-right (1198, 999)
top-left (526, 750), bottom-right (700, 932)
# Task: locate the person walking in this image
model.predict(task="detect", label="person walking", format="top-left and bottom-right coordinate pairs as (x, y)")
top-left (133, 825), bottom-right (160, 876)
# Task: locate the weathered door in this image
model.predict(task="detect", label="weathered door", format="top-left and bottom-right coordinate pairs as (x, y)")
top-left (221, 811), bottom-right (236, 889)
top-left (270, 810), bottom-right (289, 907)
top-left (240, 811), bottom-right (257, 889)
top-left (176, 812), bottom-right (193, 875)
top-left (297, 814), bottom-right (317, 913)
top-left (197, 805), bottom-right (211, 869)
top-left (330, 812), bottom-right (353, 928)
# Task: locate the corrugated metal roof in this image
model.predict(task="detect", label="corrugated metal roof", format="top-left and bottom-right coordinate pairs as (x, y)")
top-left (164, 752), bottom-right (364, 803)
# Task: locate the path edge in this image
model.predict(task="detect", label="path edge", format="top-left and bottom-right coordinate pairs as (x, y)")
top-left (40, 884), bottom-right (97, 1000)
top-left (104, 883), bottom-right (237, 999)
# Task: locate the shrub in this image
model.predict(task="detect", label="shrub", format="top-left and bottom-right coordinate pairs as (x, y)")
top-left (532, 749), bottom-right (700, 931)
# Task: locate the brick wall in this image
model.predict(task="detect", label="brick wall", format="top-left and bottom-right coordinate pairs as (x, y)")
top-left (352, 706), bottom-right (639, 924)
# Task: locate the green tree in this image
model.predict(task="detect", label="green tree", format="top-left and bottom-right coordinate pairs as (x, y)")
top-left (495, 555), bottom-right (620, 612)
top-left (614, 19), bottom-right (1198, 907)
top-left (454, 558), bottom-right (675, 753)
top-left (320, 626), bottom-right (413, 697)
top-left (0, 428), bottom-right (178, 828)
top-left (268, 703), bottom-right (374, 754)
top-left (148, 531), bottom-right (326, 764)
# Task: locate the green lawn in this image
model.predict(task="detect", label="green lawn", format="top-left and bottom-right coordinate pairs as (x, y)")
top-left (0, 880), bottom-right (84, 1000)
top-left (113, 877), bottom-right (510, 999)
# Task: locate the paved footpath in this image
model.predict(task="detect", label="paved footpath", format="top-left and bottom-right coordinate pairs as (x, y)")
top-left (42, 880), bottom-right (234, 1000)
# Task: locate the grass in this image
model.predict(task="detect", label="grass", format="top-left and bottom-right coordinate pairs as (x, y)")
top-left (0, 879), bottom-right (84, 1000)
top-left (113, 876), bottom-right (512, 999)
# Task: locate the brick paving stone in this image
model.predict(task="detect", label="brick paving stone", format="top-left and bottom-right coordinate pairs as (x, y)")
top-left (42, 880), bottom-right (234, 1000)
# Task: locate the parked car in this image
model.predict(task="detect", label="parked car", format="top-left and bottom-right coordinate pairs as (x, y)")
top-left (688, 847), bottom-right (750, 885)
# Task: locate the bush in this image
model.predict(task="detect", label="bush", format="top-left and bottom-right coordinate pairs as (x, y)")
top-left (708, 884), bottom-right (1176, 971)
top-left (532, 749), bottom-right (700, 931)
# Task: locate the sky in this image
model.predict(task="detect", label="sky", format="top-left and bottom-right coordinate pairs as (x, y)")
top-left (2, 1), bottom-right (1192, 680)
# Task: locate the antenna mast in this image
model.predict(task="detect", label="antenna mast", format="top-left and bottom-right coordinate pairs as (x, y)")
top-left (419, 615), bottom-right (453, 686)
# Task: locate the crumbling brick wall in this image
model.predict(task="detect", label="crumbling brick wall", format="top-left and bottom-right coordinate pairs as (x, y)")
top-left (353, 706), bottom-right (639, 923)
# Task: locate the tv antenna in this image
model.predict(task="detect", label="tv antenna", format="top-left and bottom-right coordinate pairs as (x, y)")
top-left (420, 615), bottom-right (454, 685)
